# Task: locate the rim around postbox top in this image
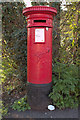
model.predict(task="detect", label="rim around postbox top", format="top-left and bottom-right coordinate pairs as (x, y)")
top-left (23, 6), bottom-right (57, 16)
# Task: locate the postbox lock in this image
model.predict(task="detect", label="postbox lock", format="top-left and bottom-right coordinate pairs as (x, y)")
top-left (46, 27), bottom-right (49, 31)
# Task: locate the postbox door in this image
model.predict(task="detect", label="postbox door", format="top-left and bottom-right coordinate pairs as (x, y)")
top-left (27, 27), bottom-right (52, 84)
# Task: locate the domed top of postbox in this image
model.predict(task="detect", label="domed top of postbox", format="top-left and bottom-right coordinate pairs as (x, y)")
top-left (23, 6), bottom-right (57, 17)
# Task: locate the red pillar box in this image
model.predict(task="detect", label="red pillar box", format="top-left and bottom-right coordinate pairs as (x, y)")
top-left (23, 6), bottom-right (57, 110)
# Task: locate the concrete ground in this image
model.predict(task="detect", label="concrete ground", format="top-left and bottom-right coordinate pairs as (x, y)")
top-left (4, 107), bottom-right (79, 119)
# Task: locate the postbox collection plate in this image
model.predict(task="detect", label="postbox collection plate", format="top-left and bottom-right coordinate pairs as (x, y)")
top-left (35, 28), bottom-right (45, 43)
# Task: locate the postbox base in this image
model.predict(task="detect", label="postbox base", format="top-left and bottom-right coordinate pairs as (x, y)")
top-left (27, 82), bottom-right (52, 110)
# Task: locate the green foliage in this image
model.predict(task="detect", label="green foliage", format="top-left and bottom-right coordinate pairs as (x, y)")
top-left (12, 96), bottom-right (31, 111)
top-left (2, 105), bottom-right (8, 117)
top-left (51, 3), bottom-right (80, 109)
top-left (60, 2), bottom-right (79, 64)
top-left (49, 61), bottom-right (80, 109)
top-left (2, 3), bottom-right (27, 115)
top-left (2, 2), bottom-right (27, 84)
top-left (2, 1), bottom-right (26, 100)
top-left (0, 101), bottom-right (8, 117)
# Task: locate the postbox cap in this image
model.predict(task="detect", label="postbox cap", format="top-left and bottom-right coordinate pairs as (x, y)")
top-left (23, 6), bottom-right (57, 16)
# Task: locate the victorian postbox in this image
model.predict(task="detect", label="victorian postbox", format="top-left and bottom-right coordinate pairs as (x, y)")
top-left (23, 6), bottom-right (57, 110)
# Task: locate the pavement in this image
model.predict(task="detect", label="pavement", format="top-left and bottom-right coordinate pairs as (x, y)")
top-left (4, 107), bottom-right (79, 119)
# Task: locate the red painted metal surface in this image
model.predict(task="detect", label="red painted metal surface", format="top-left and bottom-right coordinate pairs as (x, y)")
top-left (23, 6), bottom-right (57, 84)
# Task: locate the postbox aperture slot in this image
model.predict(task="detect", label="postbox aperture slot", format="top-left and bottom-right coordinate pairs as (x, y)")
top-left (34, 20), bottom-right (46, 23)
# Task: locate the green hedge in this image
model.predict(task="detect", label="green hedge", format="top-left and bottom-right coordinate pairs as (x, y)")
top-left (49, 61), bottom-right (80, 109)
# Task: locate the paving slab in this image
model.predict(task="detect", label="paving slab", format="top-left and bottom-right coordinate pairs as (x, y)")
top-left (4, 107), bottom-right (79, 119)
